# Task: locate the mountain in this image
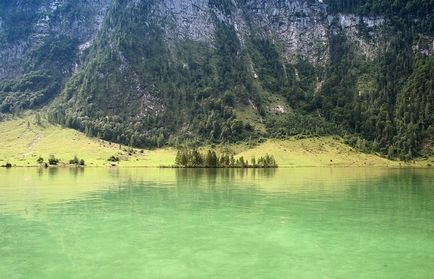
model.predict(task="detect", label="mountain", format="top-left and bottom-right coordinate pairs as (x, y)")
top-left (0, 0), bottom-right (433, 159)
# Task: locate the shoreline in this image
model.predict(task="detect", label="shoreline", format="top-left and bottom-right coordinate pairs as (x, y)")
top-left (1, 117), bottom-right (432, 170)
top-left (1, 163), bottom-right (432, 169)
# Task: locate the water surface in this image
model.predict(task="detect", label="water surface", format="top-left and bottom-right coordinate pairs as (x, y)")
top-left (1, 168), bottom-right (433, 278)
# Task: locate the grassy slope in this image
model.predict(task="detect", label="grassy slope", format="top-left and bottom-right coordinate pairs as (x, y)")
top-left (0, 116), bottom-right (176, 167)
top-left (0, 116), bottom-right (432, 168)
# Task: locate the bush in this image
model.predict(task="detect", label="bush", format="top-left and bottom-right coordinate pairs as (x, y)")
top-left (69, 156), bottom-right (79, 165)
top-left (48, 155), bottom-right (59, 165)
top-left (37, 157), bottom-right (44, 164)
top-left (2, 162), bottom-right (13, 168)
top-left (108, 156), bottom-right (120, 162)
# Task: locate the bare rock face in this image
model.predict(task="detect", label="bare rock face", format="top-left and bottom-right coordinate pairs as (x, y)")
top-left (161, 0), bottom-right (216, 44)
top-left (0, 0), bottom-right (389, 81)
top-left (0, 0), bottom-right (390, 113)
top-left (0, 0), bottom-right (111, 79)
top-left (241, 0), bottom-right (329, 65)
top-left (146, 0), bottom-right (384, 66)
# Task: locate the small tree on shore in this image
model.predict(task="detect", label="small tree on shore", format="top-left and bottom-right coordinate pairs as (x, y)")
top-left (48, 155), bottom-right (59, 166)
top-left (69, 156), bottom-right (79, 165)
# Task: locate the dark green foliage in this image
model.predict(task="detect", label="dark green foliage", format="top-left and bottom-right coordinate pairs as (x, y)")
top-left (26, 36), bottom-right (79, 75)
top-left (69, 155), bottom-right (82, 165)
top-left (0, 36), bottom-right (79, 112)
top-left (326, 0), bottom-right (434, 33)
top-left (108, 156), bottom-right (120, 163)
top-left (37, 157), bottom-right (44, 164)
top-left (0, 72), bottom-right (59, 113)
top-left (175, 149), bottom-right (277, 168)
top-left (266, 113), bottom-right (342, 138)
top-left (248, 39), bottom-right (287, 93)
top-left (1, 162), bottom-right (13, 168)
top-left (1, 0), bottom-right (431, 160)
top-left (312, 14), bottom-right (433, 158)
top-left (51, 3), bottom-right (255, 148)
top-left (394, 56), bottom-right (434, 158)
top-left (48, 155), bottom-right (59, 166)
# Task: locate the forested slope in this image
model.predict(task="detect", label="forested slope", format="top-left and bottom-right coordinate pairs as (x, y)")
top-left (0, 0), bottom-right (432, 159)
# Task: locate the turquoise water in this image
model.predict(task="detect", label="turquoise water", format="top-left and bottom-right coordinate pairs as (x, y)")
top-left (0, 168), bottom-right (433, 278)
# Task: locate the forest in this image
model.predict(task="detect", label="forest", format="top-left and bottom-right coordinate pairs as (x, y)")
top-left (0, 0), bottom-right (432, 160)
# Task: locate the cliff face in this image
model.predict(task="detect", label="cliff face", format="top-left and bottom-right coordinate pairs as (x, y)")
top-left (1, 0), bottom-right (433, 157)
top-left (119, 0), bottom-right (384, 65)
top-left (0, 0), bottom-right (111, 79)
top-left (0, 0), bottom-right (384, 105)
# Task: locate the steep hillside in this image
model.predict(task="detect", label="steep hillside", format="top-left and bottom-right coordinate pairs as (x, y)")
top-left (0, 0), bottom-right (111, 112)
top-left (1, 0), bottom-right (433, 159)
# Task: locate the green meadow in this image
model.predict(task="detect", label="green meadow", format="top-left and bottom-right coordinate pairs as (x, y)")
top-left (0, 115), bottom-right (432, 168)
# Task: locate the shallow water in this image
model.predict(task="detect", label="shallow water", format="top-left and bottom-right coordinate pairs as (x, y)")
top-left (0, 168), bottom-right (433, 278)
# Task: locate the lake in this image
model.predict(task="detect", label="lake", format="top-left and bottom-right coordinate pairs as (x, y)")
top-left (1, 167), bottom-right (433, 278)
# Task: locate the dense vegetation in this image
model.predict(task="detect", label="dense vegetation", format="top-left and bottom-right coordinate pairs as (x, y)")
top-left (0, 0), bottom-right (432, 160)
top-left (320, 0), bottom-right (434, 159)
top-left (49, 2), bottom-right (258, 148)
top-left (175, 149), bottom-right (277, 168)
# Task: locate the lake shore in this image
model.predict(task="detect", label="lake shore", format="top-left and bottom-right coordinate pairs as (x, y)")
top-left (1, 116), bottom-right (433, 168)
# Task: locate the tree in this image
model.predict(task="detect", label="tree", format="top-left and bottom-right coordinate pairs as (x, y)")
top-left (210, 150), bottom-right (218, 167)
top-left (157, 133), bottom-right (165, 148)
top-left (37, 157), bottom-right (44, 164)
top-left (251, 157), bottom-right (256, 167)
top-left (69, 155), bottom-right (79, 165)
top-left (387, 146), bottom-right (395, 159)
top-left (230, 155), bottom-right (235, 167)
top-left (238, 156), bottom-right (246, 168)
top-left (175, 150), bottom-right (182, 166)
top-left (205, 150), bottom-right (213, 167)
top-left (191, 149), bottom-right (203, 166)
top-left (108, 156), bottom-right (120, 162)
top-left (48, 155), bottom-right (59, 166)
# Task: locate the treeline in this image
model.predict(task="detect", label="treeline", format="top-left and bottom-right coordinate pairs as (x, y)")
top-left (175, 149), bottom-right (278, 168)
top-left (326, 0), bottom-right (434, 17)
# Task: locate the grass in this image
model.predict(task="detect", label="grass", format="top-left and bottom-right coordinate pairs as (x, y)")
top-left (0, 115), bottom-right (432, 168)
top-left (0, 115), bottom-right (176, 167)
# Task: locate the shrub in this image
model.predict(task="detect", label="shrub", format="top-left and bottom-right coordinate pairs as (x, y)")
top-left (108, 156), bottom-right (120, 162)
top-left (37, 157), bottom-right (44, 164)
top-left (69, 156), bottom-right (79, 165)
top-left (48, 155), bottom-right (59, 165)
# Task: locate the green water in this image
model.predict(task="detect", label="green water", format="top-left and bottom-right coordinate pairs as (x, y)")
top-left (0, 168), bottom-right (433, 278)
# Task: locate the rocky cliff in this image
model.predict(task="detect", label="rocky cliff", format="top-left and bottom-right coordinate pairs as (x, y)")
top-left (1, 0), bottom-right (433, 158)
top-left (0, 0), bottom-right (111, 79)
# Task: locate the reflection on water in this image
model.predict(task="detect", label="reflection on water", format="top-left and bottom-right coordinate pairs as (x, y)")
top-left (0, 167), bottom-right (433, 278)
top-left (1, 167), bottom-right (433, 213)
